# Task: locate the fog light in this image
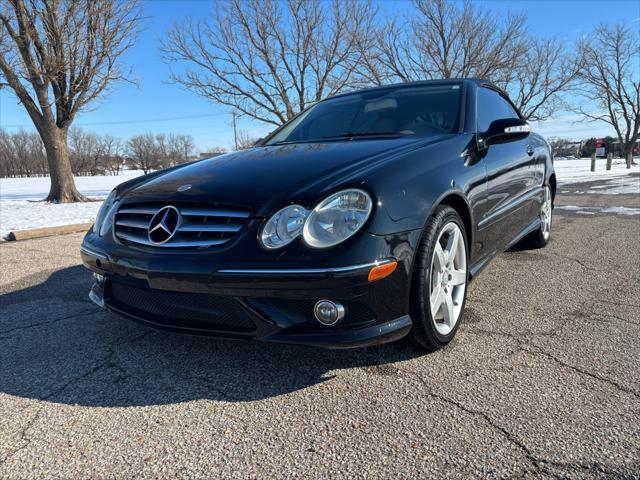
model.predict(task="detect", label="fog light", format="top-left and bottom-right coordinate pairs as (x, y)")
top-left (93, 273), bottom-right (105, 286)
top-left (314, 300), bottom-right (345, 326)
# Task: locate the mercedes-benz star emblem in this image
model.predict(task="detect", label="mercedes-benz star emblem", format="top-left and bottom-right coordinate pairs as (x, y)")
top-left (177, 184), bottom-right (192, 192)
top-left (148, 206), bottom-right (180, 245)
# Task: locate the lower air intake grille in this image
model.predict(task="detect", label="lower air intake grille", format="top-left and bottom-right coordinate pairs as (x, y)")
top-left (113, 202), bottom-right (251, 249)
top-left (109, 282), bottom-right (255, 332)
top-left (284, 299), bottom-right (376, 326)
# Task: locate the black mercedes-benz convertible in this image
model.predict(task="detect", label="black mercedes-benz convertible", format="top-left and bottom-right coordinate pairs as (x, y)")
top-left (81, 78), bottom-right (554, 350)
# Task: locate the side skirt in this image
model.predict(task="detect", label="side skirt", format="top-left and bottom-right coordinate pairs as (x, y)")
top-left (468, 217), bottom-right (542, 281)
top-left (505, 217), bottom-right (542, 250)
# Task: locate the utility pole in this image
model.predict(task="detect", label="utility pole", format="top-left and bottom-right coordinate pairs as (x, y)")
top-left (232, 112), bottom-right (238, 151)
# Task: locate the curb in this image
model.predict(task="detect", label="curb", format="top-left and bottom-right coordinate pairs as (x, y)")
top-left (5, 223), bottom-right (93, 242)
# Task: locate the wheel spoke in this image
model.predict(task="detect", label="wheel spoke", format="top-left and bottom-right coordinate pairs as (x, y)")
top-left (433, 243), bottom-right (445, 271)
top-left (442, 293), bottom-right (455, 327)
top-left (430, 284), bottom-right (444, 314)
top-left (445, 228), bottom-right (459, 263)
top-left (450, 269), bottom-right (466, 286)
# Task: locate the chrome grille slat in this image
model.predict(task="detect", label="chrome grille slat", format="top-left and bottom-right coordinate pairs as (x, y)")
top-left (115, 218), bottom-right (149, 229)
top-left (179, 207), bottom-right (250, 218)
top-left (118, 207), bottom-right (158, 215)
top-left (179, 222), bottom-right (243, 233)
top-left (114, 230), bottom-right (150, 244)
top-left (115, 230), bottom-right (230, 247)
top-left (156, 239), bottom-right (230, 247)
top-left (114, 202), bottom-right (250, 249)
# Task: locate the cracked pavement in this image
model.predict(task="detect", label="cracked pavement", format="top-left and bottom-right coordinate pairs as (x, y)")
top-left (1, 179), bottom-right (639, 478)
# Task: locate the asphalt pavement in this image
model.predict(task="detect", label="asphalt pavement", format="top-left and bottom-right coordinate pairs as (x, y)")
top-left (1, 179), bottom-right (639, 479)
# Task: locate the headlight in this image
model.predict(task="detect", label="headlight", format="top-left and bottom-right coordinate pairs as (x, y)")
top-left (93, 190), bottom-right (118, 236)
top-left (99, 201), bottom-right (119, 237)
top-left (303, 189), bottom-right (372, 249)
top-left (260, 204), bottom-right (308, 249)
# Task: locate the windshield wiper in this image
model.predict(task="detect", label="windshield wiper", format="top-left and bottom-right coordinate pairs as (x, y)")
top-left (268, 131), bottom-right (403, 146)
top-left (321, 131), bottom-right (402, 139)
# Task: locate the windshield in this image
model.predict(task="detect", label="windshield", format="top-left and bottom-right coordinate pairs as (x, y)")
top-left (265, 84), bottom-right (462, 145)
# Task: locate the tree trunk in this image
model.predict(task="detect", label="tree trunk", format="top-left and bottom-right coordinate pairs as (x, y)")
top-left (625, 141), bottom-right (638, 166)
top-left (42, 126), bottom-right (88, 203)
top-left (624, 144), bottom-right (633, 169)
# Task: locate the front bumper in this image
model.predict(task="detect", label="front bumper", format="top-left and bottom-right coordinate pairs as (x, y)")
top-left (80, 230), bottom-right (421, 348)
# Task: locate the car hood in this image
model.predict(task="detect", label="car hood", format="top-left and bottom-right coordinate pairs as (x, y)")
top-left (120, 135), bottom-right (450, 216)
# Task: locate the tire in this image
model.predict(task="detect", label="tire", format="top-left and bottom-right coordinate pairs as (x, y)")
top-left (410, 206), bottom-right (469, 351)
top-left (525, 184), bottom-right (553, 249)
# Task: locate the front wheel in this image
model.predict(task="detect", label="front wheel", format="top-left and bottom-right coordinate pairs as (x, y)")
top-left (410, 206), bottom-right (468, 351)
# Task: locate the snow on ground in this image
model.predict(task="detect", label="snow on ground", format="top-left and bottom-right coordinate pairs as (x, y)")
top-left (571, 176), bottom-right (640, 195)
top-left (554, 157), bottom-right (640, 187)
top-left (0, 200), bottom-right (108, 236)
top-left (0, 170), bottom-right (143, 239)
top-left (555, 205), bottom-right (640, 216)
top-left (0, 157), bottom-right (638, 240)
top-left (0, 170), bottom-right (143, 201)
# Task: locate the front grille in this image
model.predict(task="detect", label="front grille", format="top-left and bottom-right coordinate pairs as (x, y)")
top-left (113, 202), bottom-right (251, 248)
top-left (109, 282), bottom-right (255, 332)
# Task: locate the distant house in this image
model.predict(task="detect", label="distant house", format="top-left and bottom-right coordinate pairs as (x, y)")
top-left (590, 138), bottom-right (640, 158)
top-left (610, 140), bottom-right (640, 158)
top-left (566, 142), bottom-right (581, 157)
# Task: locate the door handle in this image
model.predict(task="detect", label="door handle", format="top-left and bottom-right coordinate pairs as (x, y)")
top-left (526, 144), bottom-right (535, 156)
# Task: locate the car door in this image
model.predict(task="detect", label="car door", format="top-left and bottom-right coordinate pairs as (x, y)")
top-left (476, 87), bottom-right (535, 252)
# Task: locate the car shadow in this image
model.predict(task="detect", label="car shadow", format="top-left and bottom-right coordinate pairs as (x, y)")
top-left (0, 266), bottom-right (421, 407)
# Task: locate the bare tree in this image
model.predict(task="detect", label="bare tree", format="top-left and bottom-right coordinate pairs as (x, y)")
top-left (0, 128), bottom-right (193, 177)
top-left (0, 128), bottom-right (46, 176)
top-left (100, 134), bottom-right (124, 175)
top-left (126, 133), bottom-right (163, 174)
top-left (167, 133), bottom-right (195, 165)
top-left (0, 0), bottom-right (141, 201)
top-left (67, 128), bottom-right (127, 175)
top-left (235, 130), bottom-right (259, 150)
top-left (162, 0), bottom-right (377, 127)
top-left (198, 146), bottom-right (227, 159)
top-left (154, 132), bottom-right (169, 168)
top-left (499, 37), bottom-right (582, 121)
top-left (0, 130), bottom-right (17, 177)
top-left (576, 23), bottom-right (640, 167)
top-left (68, 127), bottom-right (102, 175)
top-left (356, 0), bottom-right (579, 122)
top-left (547, 137), bottom-right (580, 158)
top-left (359, 0), bottom-right (526, 86)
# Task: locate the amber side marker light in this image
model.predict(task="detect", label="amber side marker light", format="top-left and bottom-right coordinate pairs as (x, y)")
top-left (368, 261), bottom-right (398, 282)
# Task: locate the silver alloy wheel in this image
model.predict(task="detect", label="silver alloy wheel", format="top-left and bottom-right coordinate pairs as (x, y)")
top-left (541, 185), bottom-right (552, 240)
top-left (429, 222), bottom-right (467, 335)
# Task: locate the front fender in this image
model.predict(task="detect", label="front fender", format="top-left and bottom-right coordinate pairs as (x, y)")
top-left (363, 134), bottom-right (484, 236)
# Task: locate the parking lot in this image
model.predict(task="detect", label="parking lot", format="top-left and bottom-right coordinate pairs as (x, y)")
top-left (1, 179), bottom-right (639, 478)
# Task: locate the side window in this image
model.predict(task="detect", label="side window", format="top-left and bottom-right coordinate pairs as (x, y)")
top-left (476, 88), bottom-right (519, 133)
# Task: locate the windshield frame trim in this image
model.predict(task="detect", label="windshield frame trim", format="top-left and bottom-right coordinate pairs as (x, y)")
top-left (259, 81), bottom-right (466, 146)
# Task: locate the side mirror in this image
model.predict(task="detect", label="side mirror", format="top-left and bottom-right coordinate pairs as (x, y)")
top-left (482, 118), bottom-right (531, 146)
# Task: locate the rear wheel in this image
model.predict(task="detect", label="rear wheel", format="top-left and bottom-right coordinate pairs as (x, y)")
top-left (410, 206), bottom-right (468, 351)
top-left (526, 184), bottom-right (552, 248)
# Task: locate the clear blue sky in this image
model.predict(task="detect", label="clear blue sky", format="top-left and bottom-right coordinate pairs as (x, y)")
top-left (1, 0), bottom-right (638, 150)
